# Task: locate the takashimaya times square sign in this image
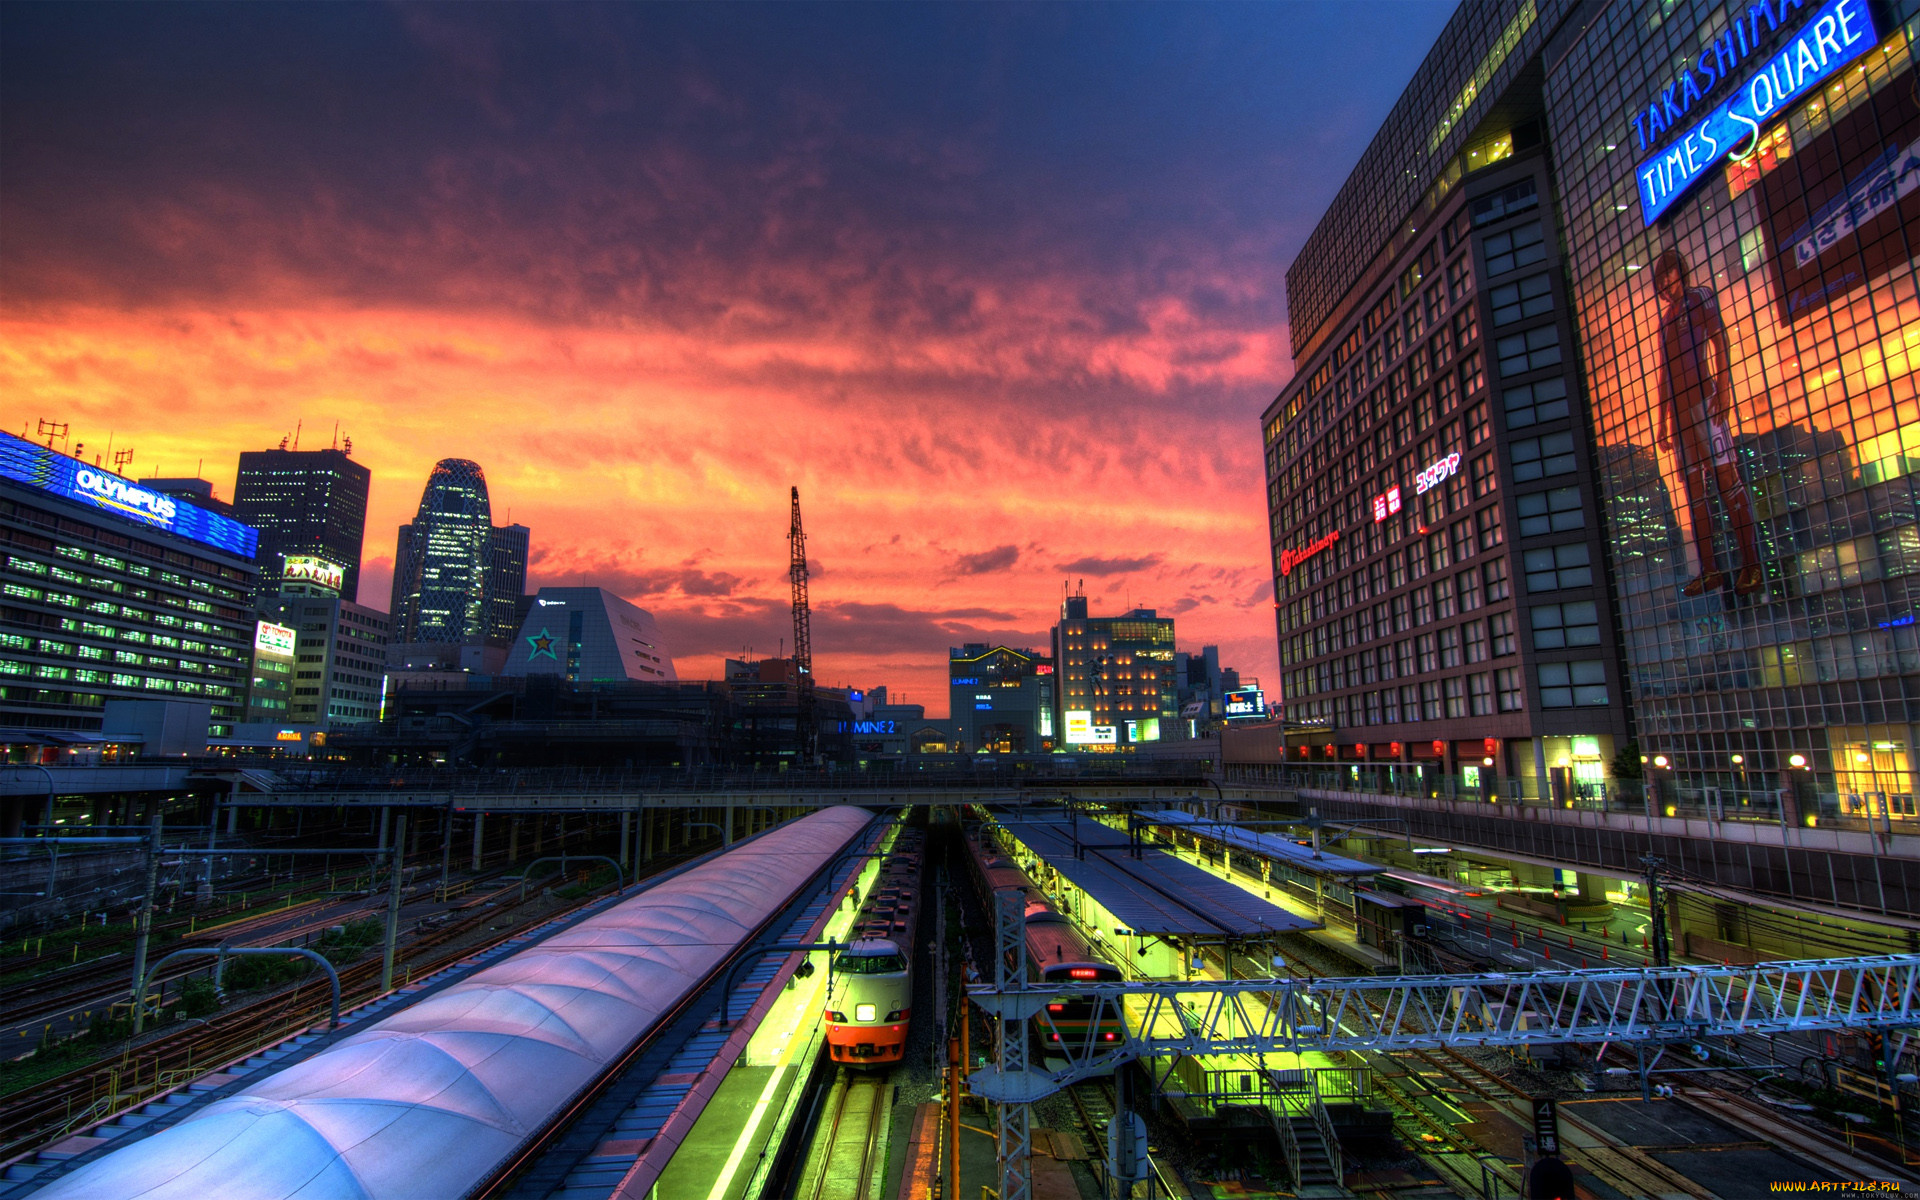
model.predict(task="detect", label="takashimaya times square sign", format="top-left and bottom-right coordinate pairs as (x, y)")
top-left (1636, 0), bottom-right (1876, 224)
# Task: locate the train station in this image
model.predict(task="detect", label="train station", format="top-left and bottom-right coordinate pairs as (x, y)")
top-left (8, 0), bottom-right (1920, 1194)
top-left (0, 790), bottom-right (1914, 1200)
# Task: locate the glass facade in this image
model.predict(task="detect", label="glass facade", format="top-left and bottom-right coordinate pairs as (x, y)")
top-left (1548, 0), bottom-right (1920, 818)
top-left (390, 458), bottom-right (495, 645)
top-left (1273, 0), bottom-right (1920, 816)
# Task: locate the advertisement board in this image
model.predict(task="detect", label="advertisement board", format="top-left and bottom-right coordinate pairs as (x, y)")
top-left (1223, 687), bottom-right (1267, 720)
top-left (1086, 725), bottom-right (1118, 745)
top-left (1063, 710), bottom-right (1096, 745)
top-left (0, 431), bottom-right (259, 559)
top-left (254, 621), bottom-right (297, 656)
top-left (283, 555), bottom-right (346, 592)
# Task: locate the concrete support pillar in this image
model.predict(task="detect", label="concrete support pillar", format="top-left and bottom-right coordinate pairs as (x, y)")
top-left (1576, 873), bottom-right (1611, 904)
top-left (377, 806), bottom-right (391, 852)
top-left (533, 817), bottom-right (544, 855)
top-left (509, 817), bottom-right (521, 864)
top-left (226, 803), bottom-right (239, 834)
top-left (724, 801), bottom-right (735, 846)
top-left (471, 812), bottom-right (485, 872)
top-left (618, 811), bottom-right (631, 868)
top-left (1532, 737), bottom-right (1549, 804)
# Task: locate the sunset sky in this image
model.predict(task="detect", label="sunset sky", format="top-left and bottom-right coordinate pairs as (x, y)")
top-left (1, 2), bottom-right (1451, 716)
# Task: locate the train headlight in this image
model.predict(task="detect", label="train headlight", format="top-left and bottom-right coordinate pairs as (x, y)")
top-left (856, 1003), bottom-right (877, 1022)
top-left (886, 1009), bottom-right (908, 1022)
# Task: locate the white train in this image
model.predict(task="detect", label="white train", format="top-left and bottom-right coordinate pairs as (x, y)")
top-left (823, 825), bottom-right (923, 1065)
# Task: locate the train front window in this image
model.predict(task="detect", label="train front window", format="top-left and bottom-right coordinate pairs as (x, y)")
top-left (838, 953), bottom-right (905, 974)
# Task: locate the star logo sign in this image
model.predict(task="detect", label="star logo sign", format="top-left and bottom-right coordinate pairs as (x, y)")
top-left (527, 628), bottom-right (557, 661)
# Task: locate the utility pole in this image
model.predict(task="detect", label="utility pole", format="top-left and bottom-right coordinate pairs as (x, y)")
top-left (1642, 854), bottom-right (1670, 967)
top-left (382, 814), bottom-right (407, 991)
top-left (789, 486), bottom-right (817, 765)
top-left (128, 810), bottom-right (163, 1017)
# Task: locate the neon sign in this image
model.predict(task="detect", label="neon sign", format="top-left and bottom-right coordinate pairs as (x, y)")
top-left (0, 431), bottom-right (258, 559)
top-left (1636, 0), bottom-right (1875, 224)
top-left (851, 719), bottom-right (897, 735)
top-left (1372, 486), bottom-right (1403, 523)
top-left (1279, 530), bottom-right (1339, 577)
top-left (1415, 452), bottom-right (1461, 495)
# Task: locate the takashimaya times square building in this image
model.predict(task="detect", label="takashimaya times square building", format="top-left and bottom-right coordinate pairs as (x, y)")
top-left (1265, 0), bottom-right (1920, 821)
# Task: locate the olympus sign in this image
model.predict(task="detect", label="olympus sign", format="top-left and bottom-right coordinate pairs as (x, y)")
top-left (74, 468), bottom-right (177, 522)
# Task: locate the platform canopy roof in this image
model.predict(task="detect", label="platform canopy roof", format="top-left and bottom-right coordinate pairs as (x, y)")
top-left (1131, 808), bottom-right (1376, 879)
top-left (993, 812), bottom-right (1316, 940)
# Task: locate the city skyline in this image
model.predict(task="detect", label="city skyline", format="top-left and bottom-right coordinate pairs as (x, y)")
top-left (1, 2), bottom-right (1455, 713)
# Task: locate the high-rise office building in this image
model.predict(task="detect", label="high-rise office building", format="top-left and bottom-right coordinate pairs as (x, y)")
top-left (1050, 593), bottom-right (1176, 751)
top-left (1266, 0), bottom-right (1920, 814)
top-left (389, 459), bottom-right (530, 648)
top-left (488, 524), bottom-right (530, 647)
top-left (231, 447), bottom-right (370, 602)
top-left (0, 431), bottom-right (259, 738)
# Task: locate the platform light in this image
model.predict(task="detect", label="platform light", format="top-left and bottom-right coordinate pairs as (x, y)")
top-left (1791, 754), bottom-right (1808, 768)
top-left (1482, 756), bottom-right (1494, 767)
top-left (1653, 755), bottom-right (1669, 767)
top-left (1731, 754), bottom-right (1744, 764)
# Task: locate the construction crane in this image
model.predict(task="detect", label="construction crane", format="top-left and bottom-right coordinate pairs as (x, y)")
top-left (789, 486), bottom-right (816, 764)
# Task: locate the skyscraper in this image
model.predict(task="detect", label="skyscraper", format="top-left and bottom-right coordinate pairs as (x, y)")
top-left (231, 447), bottom-right (370, 602)
top-left (488, 523), bottom-right (530, 647)
top-left (389, 459), bottom-right (531, 647)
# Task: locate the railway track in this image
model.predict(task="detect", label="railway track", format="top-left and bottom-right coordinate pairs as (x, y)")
top-left (1065, 1078), bottom-right (1117, 1192)
top-left (794, 1069), bottom-right (892, 1200)
top-left (0, 864), bottom-right (631, 1162)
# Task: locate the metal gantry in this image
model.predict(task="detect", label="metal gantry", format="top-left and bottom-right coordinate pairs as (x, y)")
top-left (970, 953), bottom-right (1920, 1094)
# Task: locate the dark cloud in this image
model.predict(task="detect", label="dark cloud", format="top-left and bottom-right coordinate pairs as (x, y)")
top-left (1054, 553), bottom-right (1163, 576)
top-left (654, 596), bottom-right (1040, 672)
top-left (954, 544), bottom-right (1019, 575)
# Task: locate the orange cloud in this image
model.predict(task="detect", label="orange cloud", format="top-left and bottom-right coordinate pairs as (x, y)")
top-left (2, 300), bottom-right (1284, 712)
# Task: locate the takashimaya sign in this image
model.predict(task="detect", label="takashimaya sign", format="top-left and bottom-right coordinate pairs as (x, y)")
top-left (1637, 0), bottom-right (1876, 224)
top-left (1279, 530), bottom-right (1339, 577)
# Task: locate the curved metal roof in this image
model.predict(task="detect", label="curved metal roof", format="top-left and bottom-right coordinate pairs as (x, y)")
top-left (35, 805), bottom-right (876, 1200)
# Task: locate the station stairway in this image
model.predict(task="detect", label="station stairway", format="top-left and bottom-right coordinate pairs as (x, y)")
top-left (1265, 1068), bottom-right (1349, 1197)
top-left (1278, 1110), bottom-right (1341, 1190)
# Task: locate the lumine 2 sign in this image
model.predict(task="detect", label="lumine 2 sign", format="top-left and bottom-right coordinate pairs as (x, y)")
top-left (1636, 0), bottom-right (1876, 224)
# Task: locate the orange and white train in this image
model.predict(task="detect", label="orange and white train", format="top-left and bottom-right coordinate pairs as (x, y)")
top-left (823, 827), bottom-right (923, 1065)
